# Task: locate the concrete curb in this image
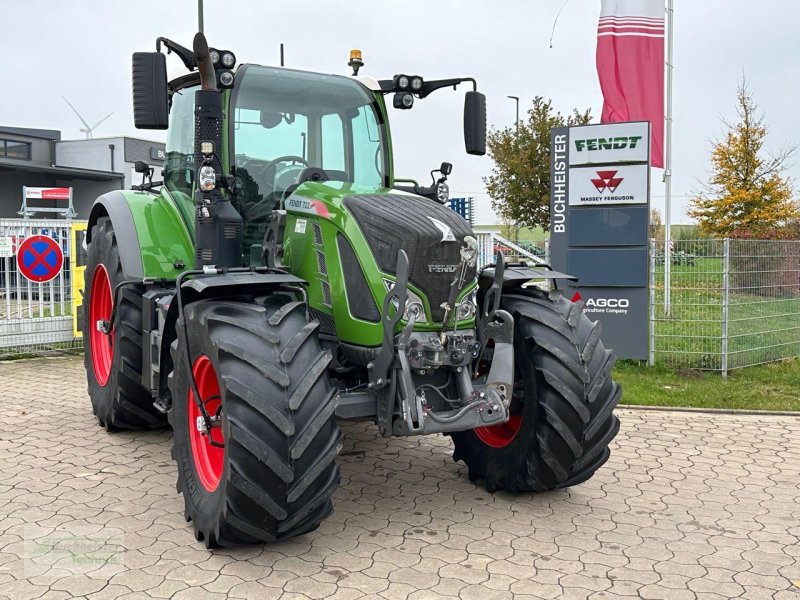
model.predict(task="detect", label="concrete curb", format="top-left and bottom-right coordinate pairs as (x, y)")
top-left (618, 403), bottom-right (800, 418)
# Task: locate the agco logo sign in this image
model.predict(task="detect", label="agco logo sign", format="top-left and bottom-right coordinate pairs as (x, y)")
top-left (591, 170), bottom-right (623, 194)
top-left (572, 292), bottom-right (630, 314)
top-left (574, 136), bottom-right (643, 152)
top-left (587, 298), bottom-right (629, 308)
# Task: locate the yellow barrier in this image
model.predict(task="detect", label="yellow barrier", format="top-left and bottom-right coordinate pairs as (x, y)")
top-left (71, 222), bottom-right (88, 338)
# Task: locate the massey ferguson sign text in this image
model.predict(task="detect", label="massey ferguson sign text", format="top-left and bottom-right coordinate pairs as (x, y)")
top-left (568, 163), bottom-right (648, 206)
top-left (568, 122), bottom-right (649, 166)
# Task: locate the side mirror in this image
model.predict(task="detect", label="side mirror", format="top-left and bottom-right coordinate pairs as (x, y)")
top-left (132, 52), bottom-right (169, 129)
top-left (463, 91), bottom-right (486, 156)
top-left (440, 162), bottom-right (453, 176)
top-left (134, 160), bottom-right (150, 173)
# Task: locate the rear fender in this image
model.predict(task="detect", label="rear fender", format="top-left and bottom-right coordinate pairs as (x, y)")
top-left (87, 190), bottom-right (194, 281)
top-left (87, 191), bottom-right (145, 280)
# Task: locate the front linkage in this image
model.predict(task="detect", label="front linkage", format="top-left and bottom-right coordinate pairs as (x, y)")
top-left (367, 242), bottom-right (514, 437)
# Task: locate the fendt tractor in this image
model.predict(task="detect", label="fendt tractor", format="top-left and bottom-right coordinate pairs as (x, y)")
top-left (81, 31), bottom-right (621, 548)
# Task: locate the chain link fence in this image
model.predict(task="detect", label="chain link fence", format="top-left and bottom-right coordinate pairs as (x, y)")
top-left (650, 238), bottom-right (800, 375)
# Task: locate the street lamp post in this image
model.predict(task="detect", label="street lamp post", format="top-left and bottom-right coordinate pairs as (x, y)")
top-left (507, 95), bottom-right (520, 131)
top-left (506, 96), bottom-right (521, 240)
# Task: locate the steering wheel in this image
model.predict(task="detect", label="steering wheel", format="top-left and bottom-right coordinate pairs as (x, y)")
top-left (262, 155), bottom-right (310, 172)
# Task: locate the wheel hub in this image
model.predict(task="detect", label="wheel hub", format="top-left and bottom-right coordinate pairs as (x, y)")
top-left (89, 264), bottom-right (114, 387)
top-left (188, 355), bottom-right (225, 492)
top-left (474, 414), bottom-right (523, 448)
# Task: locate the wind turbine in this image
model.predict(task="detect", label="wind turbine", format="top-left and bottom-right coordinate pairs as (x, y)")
top-left (61, 96), bottom-right (113, 139)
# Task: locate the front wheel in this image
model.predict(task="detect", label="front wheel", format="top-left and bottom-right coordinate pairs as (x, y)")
top-left (451, 289), bottom-right (621, 492)
top-left (169, 296), bottom-right (341, 547)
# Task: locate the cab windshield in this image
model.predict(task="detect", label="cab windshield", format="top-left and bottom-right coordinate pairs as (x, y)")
top-left (232, 65), bottom-right (388, 209)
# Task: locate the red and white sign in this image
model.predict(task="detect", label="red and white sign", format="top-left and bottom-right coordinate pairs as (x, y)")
top-left (24, 187), bottom-right (71, 200)
top-left (568, 163), bottom-right (648, 206)
top-left (596, 0), bottom-right (665, 168)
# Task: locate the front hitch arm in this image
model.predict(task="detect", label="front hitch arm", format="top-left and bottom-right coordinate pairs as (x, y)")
top-left (370, 250), bottom-right (410, 436)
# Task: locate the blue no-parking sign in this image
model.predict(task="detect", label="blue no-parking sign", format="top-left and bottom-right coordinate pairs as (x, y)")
top-left (17, 235), bottom-right (64, 283)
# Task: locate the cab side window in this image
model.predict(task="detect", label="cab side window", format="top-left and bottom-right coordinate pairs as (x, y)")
top-left (164, 86), bottom-right (198, 197)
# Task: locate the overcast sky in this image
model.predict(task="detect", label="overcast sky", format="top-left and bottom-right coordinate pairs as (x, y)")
top-left (3, 1), bottom-right (798, 225)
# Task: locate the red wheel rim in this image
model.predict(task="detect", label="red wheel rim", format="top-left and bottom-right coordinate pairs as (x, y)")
top-left (474, 414), bottom-right (523, 449)
top-left (89, 264), bottom-right (114, 387)
top-left (188, 355), bottom-right (224, 492)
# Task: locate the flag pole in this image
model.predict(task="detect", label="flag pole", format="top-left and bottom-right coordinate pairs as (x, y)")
top-left (663, 0), bottom-right (674, 314)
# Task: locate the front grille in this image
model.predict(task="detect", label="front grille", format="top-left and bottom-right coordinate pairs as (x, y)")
top-left (337, 234), bottom-right (380, 322)
top-left (343, 194), bottom-right (474, 322)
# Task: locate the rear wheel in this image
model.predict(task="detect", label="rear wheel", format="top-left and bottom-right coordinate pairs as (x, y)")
top-left (169, 296), bottom-right (341, 547)
top-left (451, 289), bottom-right (621, 492)
top-left (82, 216), bottom-right (165, 430)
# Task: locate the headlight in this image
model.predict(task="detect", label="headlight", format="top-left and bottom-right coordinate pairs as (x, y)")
top-left (199, 165), bottom-right (216, 192)
top-left (219, 70), bottom-right (235, 88)
top-left (221, 52), bottom-right (236, 68)
top-left (405, 301), bottom-right (424, 321)
top-left (209, 50), bottom-right (220, 65)
top-left (393, 92), bottom-right (414, 110)
top-left (410, 76), bottom-right (423, 92)
top-left (384, 279), bottom-right (428, 322)
top-left (437, 181), bottom-right (449, 203)
top-left (396, 75), bottom-right (410, 90)
top-left (456, 292), bottom-right (477, 321)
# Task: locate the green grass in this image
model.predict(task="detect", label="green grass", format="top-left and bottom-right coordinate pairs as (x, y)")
top-left (614, 359), bottom-right (800, 411)
top-left (652, 258), bottom-right (800, 370)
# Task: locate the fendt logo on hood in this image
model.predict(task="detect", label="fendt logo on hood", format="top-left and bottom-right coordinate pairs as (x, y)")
top-left (427, 217), bottom-right (456, 242)
top-left (428, 261), bottom-right (459, 274)
top-left (591, 170), bottom-right (623, 194)
top-left (574, 136), bottom-right (642, 152)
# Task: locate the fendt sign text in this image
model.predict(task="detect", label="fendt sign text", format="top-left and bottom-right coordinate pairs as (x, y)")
top-left (568, 122), bottom-right (649, 166)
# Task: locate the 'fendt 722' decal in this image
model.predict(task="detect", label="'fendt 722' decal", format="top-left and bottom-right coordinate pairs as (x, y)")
top-left (286, 197), bottom-right (331, 218)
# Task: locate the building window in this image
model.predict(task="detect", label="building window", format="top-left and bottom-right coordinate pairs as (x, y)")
top-left (0, 139), bottom-right (32, 160)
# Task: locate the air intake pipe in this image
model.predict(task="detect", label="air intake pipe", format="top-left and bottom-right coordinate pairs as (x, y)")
top-left (192, 32), bottom-right (242, 269)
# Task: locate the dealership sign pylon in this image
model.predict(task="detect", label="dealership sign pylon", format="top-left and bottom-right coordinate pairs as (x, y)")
top-left (549, 121), bottom-right (650, 360)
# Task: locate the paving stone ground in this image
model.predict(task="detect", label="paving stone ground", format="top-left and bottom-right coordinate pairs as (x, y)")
top-left (0, 355), bottom-right (799, 600)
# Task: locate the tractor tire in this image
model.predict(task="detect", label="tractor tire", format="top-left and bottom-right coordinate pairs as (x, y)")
top-left (168, 296), bottom-right (341, 548)
top-left (451, 288), bottom-right (621, 492)
top-left (82, 216), bottom-right (165, 431)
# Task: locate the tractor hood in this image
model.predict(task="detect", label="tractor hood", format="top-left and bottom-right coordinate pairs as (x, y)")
top-left (284, 181), bottom-right (475, 327)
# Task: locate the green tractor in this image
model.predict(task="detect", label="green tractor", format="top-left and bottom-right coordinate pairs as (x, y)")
top-left (82, 32), bottom-right (621, 548)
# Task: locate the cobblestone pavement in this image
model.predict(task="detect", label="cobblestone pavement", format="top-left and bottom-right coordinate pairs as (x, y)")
top-left (0, 356), bottom-right (799, 600)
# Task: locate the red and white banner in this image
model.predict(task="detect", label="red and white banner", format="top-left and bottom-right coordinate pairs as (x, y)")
top-left (24, 187), bottom-right (71, 200)
top-left (596, 0), bottom-right (665, 168)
